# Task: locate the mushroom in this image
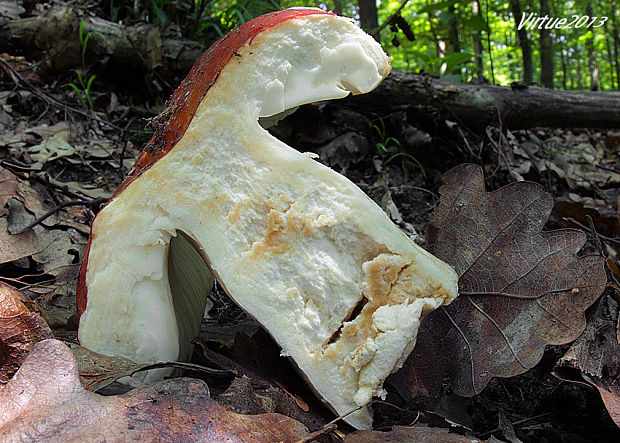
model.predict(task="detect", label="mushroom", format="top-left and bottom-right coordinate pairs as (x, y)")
top-left (77, 8), bottom-right (458, 429)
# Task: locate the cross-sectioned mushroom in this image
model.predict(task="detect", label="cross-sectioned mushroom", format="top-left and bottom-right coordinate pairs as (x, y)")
top-left (76, 8), bottom-right (458, 429)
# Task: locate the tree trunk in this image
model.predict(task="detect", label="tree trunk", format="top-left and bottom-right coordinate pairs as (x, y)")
top-left (539, 0), bottom-right (553, 88)
top-left (425, 3), bottom-right (447, 75)
top-left (586, 2), bottom-right (599, 91)
top-left (334, 0), bottom-right (343, 16)
top-left (471, 0), bottom-right (484, 78)
top-left (353, 70), bottom-right (620, 129)
top-left (509, 0), bottom-right (533, 84)
top-left (448, 4), bottom-right (461, 75)
top-left (612, 1), bottom-right (620, 89)
top-left (602, 12), bottom-right (616, 89)
top-left (558, 38), bottom-right (568, 90)
top-left (358, 0), bottom-right (379, 41)
top-left (483, 0), bottom-right (495, 83)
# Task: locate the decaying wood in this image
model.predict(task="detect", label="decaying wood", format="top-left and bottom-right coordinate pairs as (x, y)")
top-left (2, 6), bottom-right (619, 130)
top-left (0, 6), bottom-right (204, 80)
top-left (359, 70), bottom-right (620, 130)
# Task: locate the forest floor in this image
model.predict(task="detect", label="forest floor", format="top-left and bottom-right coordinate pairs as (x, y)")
top-left (2, 3), bottom-right (620, 442)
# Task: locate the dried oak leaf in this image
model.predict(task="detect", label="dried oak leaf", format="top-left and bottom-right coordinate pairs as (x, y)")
top-left (390, 163), bottom-right (606, 399)
top-left (0, 339), bottom-right (309, 442)
top-left (0, 282), bottom-right (53, 384)
top-left (554, 293), bottom-right (620, 427)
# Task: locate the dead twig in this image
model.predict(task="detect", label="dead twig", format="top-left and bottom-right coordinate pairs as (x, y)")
top-left (491, 108), bottom-right (505, 177)
top-left (294, 405), bottom-right (364, 443)
top-left (294, 424), bottom-right (338, 443)
top-left (32, 172), bottom-right (99, 201)
top-left (13, 198), bottom-right (107, 234)
top-left (563, 216), bottom-right (620, 247)
top-left (478, 412), bottom-right (552, 438)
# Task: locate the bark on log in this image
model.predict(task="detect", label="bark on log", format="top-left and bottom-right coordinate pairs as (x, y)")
top-left (0, 6), bottom-right (205, 80)
top-left (2, 7), bottom-right (619, 130)
top-left (360, 70), bottom-right (620, 130)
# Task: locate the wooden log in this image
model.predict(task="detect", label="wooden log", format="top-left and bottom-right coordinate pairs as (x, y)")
top-left (358, 70), bottom-right (620, 129)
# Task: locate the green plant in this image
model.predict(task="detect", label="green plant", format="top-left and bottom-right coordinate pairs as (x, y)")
top-left (67, 71), bottom-right (96, 113)
top-left (373, 120), bottom-right (426, 179)
top-left (66, 20), bottom-right (102, 116)
top-left (194, 0), bottom-right (280, 37)
top-left (109, 0), bottom-right (119, 22)
top-left (150, 0), bottom-right (169, 28)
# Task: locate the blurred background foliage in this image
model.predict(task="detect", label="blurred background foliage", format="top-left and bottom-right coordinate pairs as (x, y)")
top-left (98, 0), bottom-right (618, 90)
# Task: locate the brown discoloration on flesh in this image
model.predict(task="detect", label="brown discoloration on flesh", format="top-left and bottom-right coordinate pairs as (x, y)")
top-left (243, 199), bottom-right (321, 259)
top-left (321, 252), bottom-right (453, 387)
top-left (362, 254), bottom-right (409, 305)
top-left (245, 209), bottom-right (293, 258)
top-left (390, 266), bottom-right (452, 314)
top-left (227, 199), bottom-right (252, 222)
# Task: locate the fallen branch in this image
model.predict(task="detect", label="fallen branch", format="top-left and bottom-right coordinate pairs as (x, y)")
top-left (356, 70), bottom-right (620, 129)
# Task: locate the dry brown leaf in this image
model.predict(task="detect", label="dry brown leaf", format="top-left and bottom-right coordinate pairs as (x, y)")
top-left (0, 282), bottom-right (53, 384)
top-left (219, 376), bottom-right (324, 433)
top-left (0, 339), bottom-right (309, 441)
top-left (66, 342), bottom-right (145, 391)
top-left (0, 167), bottom-right (72, 266)
top-left (0, 168), bottom-right (19, 217)
top-left (390, 164), bottom-right (606, 399)
top-left (554, 293), bottom-right (620, 427)
top-left (0, 166), bottom-right (58, 229)
top-left (344, 425), bottom-right (483, 442)
top-left (598, 386), bottom-right (620, 428)
top-left (194, 338), bottom-right (324, 431)
top-left (0, 218), bottom-right (49, 264)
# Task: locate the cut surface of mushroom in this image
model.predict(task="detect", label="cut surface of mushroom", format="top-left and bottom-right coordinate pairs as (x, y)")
top-left (77, 10), bottom-right (458, 430)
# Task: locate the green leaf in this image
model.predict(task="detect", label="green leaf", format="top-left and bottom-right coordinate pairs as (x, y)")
top-left (78, 20), bottom-right (85, 46)
top-left (66, 83), bottom-right (86, 109)
top-left (86, 74), bottom-right (96, 91)
top-left (442, 52), bottom-right (474, 73)
top-left (418, 0), bottom-right (457, 14)
top-left (439, 11), bottom-right (456, 23)
top-left (384, 153), bottom-right (426, 178)
top-left (74, 69), bottom-right (85, 87)
top-left (443, 52), bottom-right (474, 65)
top-left (465, 16), bottom-right (487, 31)
top-left (196, 21), bottom-right (224, 37)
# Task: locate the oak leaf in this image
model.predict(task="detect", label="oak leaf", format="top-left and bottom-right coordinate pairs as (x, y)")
top-left (391, 164), bottom-right (606, 399)
top-left (0, 282), bottom-right (53, 384)
top-left (0, 339), bottom-right (309, 441)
